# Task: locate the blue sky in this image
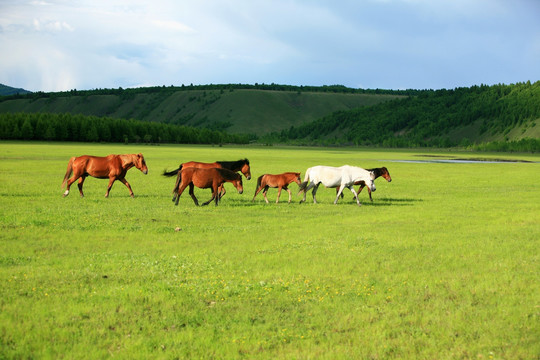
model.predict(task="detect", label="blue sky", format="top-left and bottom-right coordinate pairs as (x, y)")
top-left (1, 0), bottom-right (539, 92)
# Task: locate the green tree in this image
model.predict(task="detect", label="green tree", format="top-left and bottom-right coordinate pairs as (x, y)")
top-left (85, 123), bottom-right (99, 142)
top-left (44, 122), bottom-right (57, 140)
top-left (21, 119), bottom-right (34, 140)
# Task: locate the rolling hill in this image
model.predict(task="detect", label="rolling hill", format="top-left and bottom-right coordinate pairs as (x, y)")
top-left (0, 85), bottom-right (403, 135)
top-left (0, 82), bottom-right (538, 150)
top-left (267, 81), bottom-right (540, 148)
top-left (0, 84), bottom-right (31, 96)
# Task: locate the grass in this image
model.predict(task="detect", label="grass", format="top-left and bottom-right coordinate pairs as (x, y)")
top-left (0, 141), bottom-right (539, 359)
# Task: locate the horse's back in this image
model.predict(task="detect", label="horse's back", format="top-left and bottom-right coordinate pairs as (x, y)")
top-left (73, 154), bottom-right (119, 177)
top-left (182, 161), bottom-right (217, 169)
top-left (305, 166), bottom-right (342, 187)
top-left (260, 174), bottom-right (280, 187)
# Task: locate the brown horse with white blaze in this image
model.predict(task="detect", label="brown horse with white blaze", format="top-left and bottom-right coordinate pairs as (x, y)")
top-left (336, 166), bottom-right (392, 202)
top-left (62, 153), bottom-right (148, 198)
top-left (172, 167), bottom-right (243, 206)
top-left (253, 172), bottom-right (301, 203)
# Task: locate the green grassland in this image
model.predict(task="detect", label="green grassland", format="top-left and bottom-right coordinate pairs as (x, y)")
top-left (1, 142), bottom-right (538, 359)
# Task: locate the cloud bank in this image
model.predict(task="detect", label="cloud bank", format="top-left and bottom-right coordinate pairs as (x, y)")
top-left (1, 0), bottom-right (539, 92)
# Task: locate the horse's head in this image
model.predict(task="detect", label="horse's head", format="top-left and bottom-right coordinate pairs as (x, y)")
top-left (294, 172), bottom-right (302, 185)
top-left (368, 171), bottom-right (377, 192)
top-left (241, 159), bottom-right (251, 180)
top-left (135, 153), bottom-right (148, 174)
top-left (234, 176), bottom-right (244, 194)
top-left (381, 167), bottom-right (392, 182)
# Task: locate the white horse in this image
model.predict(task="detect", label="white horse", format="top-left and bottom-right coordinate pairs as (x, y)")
top-left (298, 165), bottom-right (376, 206)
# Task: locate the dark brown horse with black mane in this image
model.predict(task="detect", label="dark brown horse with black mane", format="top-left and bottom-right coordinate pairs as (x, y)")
top-left (171, 167), bottom-right (243, 206)
top-left (253, 172), bottom-right (301, 204)
top-left (163, 159), bottom-right (250, 198)
top-left (62, 153), bottom-right (148, 198)
top-left (336, 166), bottom-right (391, 202)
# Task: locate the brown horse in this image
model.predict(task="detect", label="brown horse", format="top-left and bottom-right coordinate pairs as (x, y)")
top-left (172, 167), bottom-right (243, 206)
top-left (163, 159), bottom-right (251, 198)
top-left (336, 166), bottom-right (391, 201)
top-left (62, 153), bottom-right (148, 198)
top-left (253, 172), bottom-right (301, 204)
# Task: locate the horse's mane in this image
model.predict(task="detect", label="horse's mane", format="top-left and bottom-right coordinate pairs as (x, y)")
top-left (366, 167), bottom-right (387, 178)
top-left (216, 159), bottom-right (249, 171)
top-left (216, 168), bottom-right (241, 180)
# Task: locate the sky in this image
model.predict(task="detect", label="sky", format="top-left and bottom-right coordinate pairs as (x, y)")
top-left (1, 0), bottom-right (539, 92)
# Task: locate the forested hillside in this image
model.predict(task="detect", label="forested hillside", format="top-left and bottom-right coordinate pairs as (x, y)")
top-left (266, 81), bottom-right (539, 150)
top-left (0, 112), bottom-right (249, 144)
top-left (1, 82), bottom-right (538, 151)
top-left (0, 84), bottom-right (31, 96)
top-left (0, 84), bottom-right (403, 135)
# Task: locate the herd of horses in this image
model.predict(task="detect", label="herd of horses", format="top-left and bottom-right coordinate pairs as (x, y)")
top-left (61, 153), bottom-right (392, 206)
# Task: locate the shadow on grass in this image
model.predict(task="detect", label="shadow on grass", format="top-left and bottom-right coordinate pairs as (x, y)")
top-left (341, 197), bottom-right (422, 207)
top-left (221, 197), bottom-right (423, 207)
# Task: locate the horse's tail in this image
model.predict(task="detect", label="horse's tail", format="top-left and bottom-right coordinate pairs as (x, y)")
top-left (163, 164), bottom-right (182, 177)
top-left (297, 169), bottom-right (311, 194)
top-left (61, 157), bottom-right (75, 188)
top-left (172, 168), bottom-right (184, 195)
top-left (254, 175), bottom-right (264, 197)
top-left (297, 181), bottom-right (309, 194)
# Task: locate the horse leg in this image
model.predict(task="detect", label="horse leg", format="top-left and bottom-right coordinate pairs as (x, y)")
top-left (263, 186), bottom-right (270, 204)
top-left (64, 174), bottom-right (81, 197)
top-left (202, 186), bottom-right (216, 206)
top-left (188, 184), bottom-right (199, 206)
top-left (349, 186), bottom-right (361, 206)
top-left (285, 187), bottom-right (292, 204)
top-left (334, 184), bottom-right (346, 204)
top-left (212, 184), bottom-right (220, 206)
top-left (367, 187), bottom-right (373, 202)
top-left (218, 184), bottom-right (226, 199)
top-left (300, 182), bottom-right (314, 203)
top-left (276, 186), bottom-right (283, 203)
top-left (104, 177), bottom-right (115, 198)
top-left (118, 178), bottom-right (134, 198)
top-left (352, 184), bottom-right (364, 200)
top-left (312, 183), bottom-right (320, 203)
top-left (252, 184), bottom-right (264, 201)
top-left (77, 176), bottom-right (86, 197)
top-left (175, 182), bottom-right (189, 206)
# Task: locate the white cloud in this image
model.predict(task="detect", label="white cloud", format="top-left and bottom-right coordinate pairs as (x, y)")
top-left (151, 19), bottom-right (195, 34)
top-left (0, 0), bottom-right (539, 91)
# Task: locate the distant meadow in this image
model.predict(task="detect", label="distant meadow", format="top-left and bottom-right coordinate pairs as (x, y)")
top-left (0, 141), bottom-right (538, 358)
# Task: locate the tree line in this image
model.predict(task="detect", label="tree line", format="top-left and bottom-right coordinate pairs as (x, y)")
top-left (264, 81), bottom-right (539, 151)
top-left (0, 112), bottom-right (249, 144)
top-left (0, 83), bottom-right (420, 103)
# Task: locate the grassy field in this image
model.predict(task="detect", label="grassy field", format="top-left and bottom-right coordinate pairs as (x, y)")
top-left (1, 142), bottom-right (538, 359)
